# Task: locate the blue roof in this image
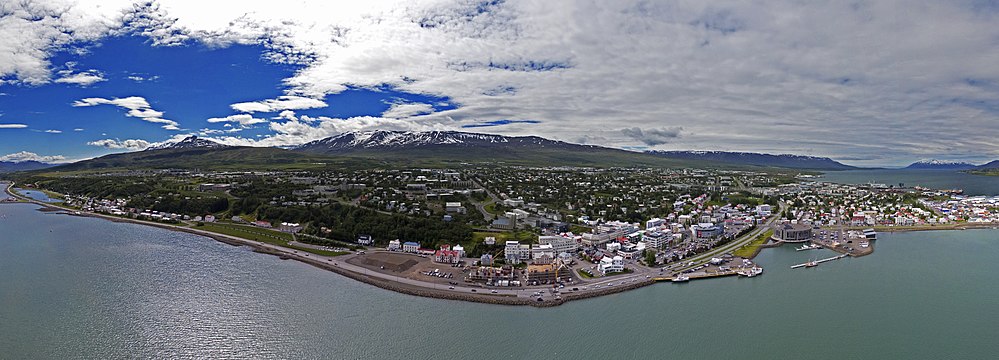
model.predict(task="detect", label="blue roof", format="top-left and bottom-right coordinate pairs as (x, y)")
top-left (403, 241), bottom-right (420, 246)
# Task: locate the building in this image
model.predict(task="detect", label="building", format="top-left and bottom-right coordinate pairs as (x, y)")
top-left (531, 244), bottom-right (555, 263)
top-left (279, 222), bottom-right (302, 233)
top-left (598, 256), bottom-right (625, 274)
top-left (203, 214), bottom-right (216, 223)
top-left (773, 223), bottom-right (813, 243)
top-left (645, 218), bottom-right (666, 230)
top-left (504, 241), bottom-right (532, 264)
top-left (387, 239), bottom-right (401, 251)
top-left (445, 202), bottom-right (466, 214)
top-left (691, 222), bottom-right (724, 239)
top-left (643, 231), bottom-right (670, 249)
top-left (503, 198), bottom-right (525, 207)
top-left (434, 245), bottom-right (461, 264)
top-left (538, 235), bottom-right (577, 254)
top-left (479, 254), bottom-right (494, 266)
top-left (452, 244), bottom-right (465, 258)
top-left (525, 263), bottom-right (570, 284)
top-left (402, 241), bottom-right (421, 253)
top-left (357, 234), bottom-right (374, 245)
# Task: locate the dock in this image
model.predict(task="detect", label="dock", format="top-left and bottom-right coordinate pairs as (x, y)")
top-left (790, 254), bottom-right (848, 269)
top-left (652, 270), bottom-right (742, 282)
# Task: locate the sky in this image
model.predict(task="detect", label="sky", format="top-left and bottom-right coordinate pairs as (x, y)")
top-left (1, 0), bottom-right (998, 167)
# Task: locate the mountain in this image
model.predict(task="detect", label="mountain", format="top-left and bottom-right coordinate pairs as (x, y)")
top-left (904, 159), bottom-right (977, 170)
top-left (974, 160), bottom-right (999, 170)
top-left (644, 151), bottom-right (856, 170)
top-left (0, 160), bottom-right (57, 173)
top-left (295, 130), bottom-right (576, 152)
top-left (292, 130), bottom-right (713, 168)
top-left (42, 146), bottom-right (326, 172)
top-left (147, 135), bottom-right (231, 150)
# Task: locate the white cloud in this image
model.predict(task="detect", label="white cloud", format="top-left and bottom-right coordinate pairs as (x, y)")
top-left (126, 74), bottom-right (159, 82)
top-left (5, 1), bottom-right (999, 164)
top-left (72, 96), bottom-right (180, 130)
top-left (0, 124), bottom-right (29, 129)
top-left (73, 128), bottom-right (85, 131)
top-left (382, 102), bottom-right (435, 119)
top-left (230, 95), bottom-right (327, 113)
top-left (0, 151), bottom-right (66, 163)
top-left (54, 69), bottom-right (106, 86)
top-left (44, 129), bottom-right (62, 133)
top-left (86, 138), bottom-right (151, 150)
top-left (206, 114), bottom-right (268, 127)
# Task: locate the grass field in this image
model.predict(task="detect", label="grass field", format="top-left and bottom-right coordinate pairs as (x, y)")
top-left (472, 230), bottom-right (537, 244)
top-left (732, 229), bottom-right (774, 258)
top-left (195, 222), bottom-right (293, 246)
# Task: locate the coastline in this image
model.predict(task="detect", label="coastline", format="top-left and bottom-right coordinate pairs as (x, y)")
top-left (3, 182), bottom-right (652, 307)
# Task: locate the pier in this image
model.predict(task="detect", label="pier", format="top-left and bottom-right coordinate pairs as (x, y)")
top-left (790, 254), bottom-right (848, 269)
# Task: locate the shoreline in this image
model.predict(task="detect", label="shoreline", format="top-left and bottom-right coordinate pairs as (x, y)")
top-left (6, 182), bottom-right (997, 307)
top-left (3, 182), bottom-right (654, 307)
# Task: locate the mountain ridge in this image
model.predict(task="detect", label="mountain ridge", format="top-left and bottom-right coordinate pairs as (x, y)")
top-left (644, 150), bottom-right (856, 170)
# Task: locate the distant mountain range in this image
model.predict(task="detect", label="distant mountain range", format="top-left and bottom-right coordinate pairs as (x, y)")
top-left (0, 160), bottom-right (57, 173)
top-left (644, 150), bottom-right (857, 170)
top-left (904, 159), bottom-right (977, 170)
top-left (35, 131), bottom-right (999, 173)
top-left (147, 136), bottom-right (231, 150)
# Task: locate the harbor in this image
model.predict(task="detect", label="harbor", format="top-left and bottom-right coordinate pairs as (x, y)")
top-left (790, 254), bottom-right (849, 269)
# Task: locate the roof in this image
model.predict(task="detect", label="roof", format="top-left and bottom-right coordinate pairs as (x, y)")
top-left (403, 241), bottom-right (420, 246)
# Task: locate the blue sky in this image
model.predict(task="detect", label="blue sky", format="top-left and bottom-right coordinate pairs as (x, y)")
top-left (2, 1), bottom-right (999, 166)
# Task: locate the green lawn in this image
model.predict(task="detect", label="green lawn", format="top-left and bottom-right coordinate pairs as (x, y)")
top-left (195, 222), bottom-right (293, 246)
top-left (473, 230), bottom-right (537, 244)
top-left (732, 229), bottom-right (774, 258)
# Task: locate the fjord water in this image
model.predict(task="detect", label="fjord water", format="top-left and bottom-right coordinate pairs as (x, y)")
top-left (2, 203), bottom-right (998, 359)
top-left (819, 169), bottom-right (999, 196)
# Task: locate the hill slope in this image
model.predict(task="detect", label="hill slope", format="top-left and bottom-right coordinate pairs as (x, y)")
top-left (43, 146), bottom-right (327, 172)
top-left (292, 130), bottom-right (715, 168)
top-left (0, 161), bottom-right (57, 173)
top-left (905, 160), bottom-right (977, 170)
top-left (645, 151), bottom-right (856, 170)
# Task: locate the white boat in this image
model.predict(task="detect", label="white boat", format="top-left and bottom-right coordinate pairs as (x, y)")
top-left (672, 274), bottom-right (690, 282)
top-left (804, 259), bottom-right (818, 268)
top-left (796, 244), bottom-right (821, 251)
top-left (860, 241), bottom-right (869, 248)
top-left (739, 266), bottom-right (763, 277)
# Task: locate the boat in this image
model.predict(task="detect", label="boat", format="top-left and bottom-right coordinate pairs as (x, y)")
top-left (796, 244), bottom-right (821, 251)
top-left (804, 259), bottom-right (818, 268)
top-left (672, 274), bottom-right (690, 282)
top-left (860, 241), bottom-right (870, 248)
top-left (739, 266), bottom-right (763, 277)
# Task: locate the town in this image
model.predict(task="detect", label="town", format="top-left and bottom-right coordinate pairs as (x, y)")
top-left (5, 165), bottom-right (997, 305)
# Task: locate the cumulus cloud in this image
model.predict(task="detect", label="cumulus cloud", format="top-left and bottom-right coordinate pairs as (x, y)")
top-left (5, 1), bottom-right (999, 164)
top-left (230, 95), bottom-right (327, 113)
top-left (206, 114), bottom-right (268, 127)
top-left (126, 74), bottom-right (159, 82)
top-left (54, 69), bottom-right (106, 86)
top-left (621, 126), bottom-right (684, 146)
top-left (382, 102), bottom-right (435, 119)
top-left (0, 151), bottom-right (66, 163)
top-left (86, 138), bottom-right (151, 150)
top-left (0, 124), bottom-right (29, 129)
top-left (72, 96), bottom-right (180, 130)
top-left (44, 129), bottom-right (62, 133)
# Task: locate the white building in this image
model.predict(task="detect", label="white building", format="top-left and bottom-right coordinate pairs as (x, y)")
top-left (538, 235), bottom-right (577, 254)
top-left (445, 202), bottom-right (466, 214)
top-left (645, 218), bottom-right (666, 230)
top-left (403, 241), bottom-right (421, 253)
top-left (387, 239), bottom-right (401, 251)
top-left (606, 242), bottom-right (622, 252)
top-left (505, 241), bottom-right (532, 264)
top-left (452, 244), bottom-right (465, 258)
top-left (598, 255), bottom-right (625, 274)
top-left (643, 231), bottom-right (670, 249)
top-left (531, 243), bottom-right (555, 261)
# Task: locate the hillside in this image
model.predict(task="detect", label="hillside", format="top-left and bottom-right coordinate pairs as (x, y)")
top-left (292, 130), bottom-right (717, 168)
top-left (0, 161), bottom-right (57, 173)
top-left (42, 146), bottom-right (328, 172)
top-left (905, 160), bottom-right (977, 170)
top-left (645, 151), bottom-right (856, 170)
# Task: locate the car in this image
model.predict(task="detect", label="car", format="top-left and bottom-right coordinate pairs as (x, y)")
top-left (448, 286), bottom-right (454, 290)
top-left (471, 289), bottom-right (477, 292)
top-left (491, 290), bottom-right (498, 294)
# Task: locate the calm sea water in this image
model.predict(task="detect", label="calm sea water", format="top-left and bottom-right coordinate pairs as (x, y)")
top-left (1, 202), bottom-right (997, 359)
top-left (819, 169), bottom-right (999, 196)
top-left (12, 188), bottom-right (60, 203)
